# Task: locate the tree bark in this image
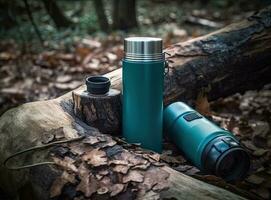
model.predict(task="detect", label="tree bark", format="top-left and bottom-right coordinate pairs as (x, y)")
top-left (93, 0), bottom-right (109, 32)
top-left (1, 7), bottom-right (271, 200)
top-left (42, 0), bottom-right (72, 29)
top-left (112, 0), bottom-right (138, 30)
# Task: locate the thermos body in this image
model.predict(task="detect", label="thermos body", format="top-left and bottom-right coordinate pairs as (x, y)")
top-left (122, 60), bottom-right (164, 152)
top-left (164, 102), bottom-right (250, 181)
top-left (122, 37), bottom-right (164, 153)
top-left (164, 102), bottom-right (229, 167)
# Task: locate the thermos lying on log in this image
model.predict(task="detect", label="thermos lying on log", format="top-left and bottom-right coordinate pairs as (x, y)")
top-left (164, 102), bottom-right (250, 181)
top-left (122, 37), bottom-right (165, 153)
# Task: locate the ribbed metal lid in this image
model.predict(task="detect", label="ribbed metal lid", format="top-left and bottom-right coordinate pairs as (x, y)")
top-left (124, 37), bottom-right (163, 61)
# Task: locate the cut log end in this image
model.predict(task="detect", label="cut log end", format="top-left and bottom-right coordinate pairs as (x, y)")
top-left (72, 87), bottom-right (122, 135)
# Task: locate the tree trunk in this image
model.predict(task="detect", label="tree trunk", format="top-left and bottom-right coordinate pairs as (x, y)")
top-left (93, 0), bottom-right (109, 32)
top-left (112, 0), bottom-right (138, 30)
top-left (42, 0), bottom-right (72, 29)
top-left (1, 7), bottom-right (271, 200)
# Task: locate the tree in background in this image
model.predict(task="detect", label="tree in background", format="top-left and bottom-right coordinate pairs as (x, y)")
top-left (93, 0), bottom-right (109, 32)
top-left (42, 0), bottom-right (72, 29)
top-left (112, 0), bottom-right (138, 31)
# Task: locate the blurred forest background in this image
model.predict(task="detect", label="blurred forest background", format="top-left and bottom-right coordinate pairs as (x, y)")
top-left (1, 1), bottom-right (271, 199)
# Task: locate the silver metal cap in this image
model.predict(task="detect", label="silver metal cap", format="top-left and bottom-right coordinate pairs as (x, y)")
top-left (124, 37), bottom-right (163, 61)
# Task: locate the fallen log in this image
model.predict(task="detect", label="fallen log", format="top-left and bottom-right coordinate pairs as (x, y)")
top-left (0, 7), bottom-right (271, 200)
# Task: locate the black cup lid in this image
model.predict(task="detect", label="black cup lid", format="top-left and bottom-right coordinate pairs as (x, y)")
top-left (201, 136), bottom-right (250, 181)
top-left (85, 76), bottom-right (111, 95)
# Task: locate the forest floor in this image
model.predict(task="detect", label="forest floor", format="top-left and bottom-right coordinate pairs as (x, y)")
top-left (0, 1), bottom-right (270, 199)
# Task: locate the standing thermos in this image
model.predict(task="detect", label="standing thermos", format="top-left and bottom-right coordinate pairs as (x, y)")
top-left (122, 37), bottom-right (164, 153)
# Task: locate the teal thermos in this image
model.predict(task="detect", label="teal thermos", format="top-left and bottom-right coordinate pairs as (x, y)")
top-left (164, 102), bottom-right (250, 181)
top-left (122, 37), bottom-right (164, 153)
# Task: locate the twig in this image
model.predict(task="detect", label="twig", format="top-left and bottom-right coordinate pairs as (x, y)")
top-left (4, 135), bottom-right (85, 170)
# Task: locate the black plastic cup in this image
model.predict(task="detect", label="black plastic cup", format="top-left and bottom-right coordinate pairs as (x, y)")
top-left (85, 76), bottom-right (111, 95)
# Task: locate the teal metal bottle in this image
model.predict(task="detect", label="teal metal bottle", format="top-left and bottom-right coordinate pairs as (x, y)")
top-left (122, 37), bottom-right (164, 153)
top-left (164, 102), bottom-right (250, 181)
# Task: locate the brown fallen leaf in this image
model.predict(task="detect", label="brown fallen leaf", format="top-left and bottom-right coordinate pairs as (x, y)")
top-left (99, 169), bottom-right (109, 176)
top-left (83, 136), bottom-right (101, 145)
top-left (253, 148), bottom-right (269, 157)
top-left (251, 187), bottom-right (270, 199)
top-left (54, 81), bottom-right (82, 90)
top-left (246, 174), bottom-right (265, 185)
top-left (63, 126), bottom-right (79, 139)
top-left (138, 190), bottom-right (160, 200)
top-left (56, 75), bottom-right (73, 83)
top-left (99, 176), bottom-right (113, 194)
top-left (121, 152), bottom-right (148, 166)
top-left (77, 173), bottom-right (98, 197)
top-left (50, 171), bottom-right (76, 198)
top-left (132, 162), bottom-right (151, 170)
top-left (122, 170), bottom-right (144, 183)
top-left (195, 90), bottom-right (210, 116)
top-left (146, 153), bottom-right (160, 162)
top-left (82, 149), bottom-right (108, 167)
top-left (69, 143), bottom-right (92, 156)
top-left (41, 133), bottom-right (55, 144)
top-left (113, 164), bottom-right (130, 174)
top-left (242, 140), bottom-right (257, 151)
top-left (109, 160), bottom-right (129, 165)
top-left (0, 52), bottom-right (16, 60)
top-left (97, 186), bottom-right (109, 195)
top-left (110, 184), bottom-right (125, 197)
top-left (100, 140), bottom-right (117, 148)
top-left (160, 153), bottom-right (181, 164)
top-left (52, 127), bottom-right (65, 139)
top-left (174, 165), bottom-right (193, 173)
top-left (140, 167), bottom-right (170, 192)
top-left (53, 157), bottom-right (78, 173)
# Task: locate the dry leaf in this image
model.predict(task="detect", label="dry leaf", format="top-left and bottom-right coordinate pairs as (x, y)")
top-left (53, 157), bottom-right (78, 172)
top-left (113, 165), bottom-right (130, 174)
top-left (109, 160), bottom-right (129, 165)
top-left (99, 169), bottom-right (109, 176)
top-left (95, 174), bottom-right (103, 180)
top-left (140, 167), bottom-right (169, 192)
top-left (77, 173), bottom-right (98, 197)
top-left (132, 163), bottom-right (151, 170)
top-left (147, 153), bottom-right (160, 162)
top-left (56, 75), bottom-right (72, 83)
top-left (69, 143), bottom-right (91, 156)
top-left (138, 190), bottom-right (160, 200)
top-left (82, 149), bottom-right (108, 167)
top-left (253, 149), bottom-right (269, 157)
top-left (123, 170), bottom-right (144, 183)
top-left (100, 140), bottom-right (117, 148)
top-left (97, 186), bottom-right (109, 195)
top-left (54, 81), bottom-right (82, 90)
top-left (242, 140), bottom-right (257, 151)
top-left (83, 136), bottom-right (101, 145)
top-left (195, 90), bottom-right (210, 115)
top-left (121, 152), bottom-right (148, 166)
top-left (50, 176), bottom-right (65, 197)
top-left (63, 126), bottom-right (79, 139)
top-left (254, 188), bottom-right (270, 199)
top-left (160, 153), bottom-right (181, 164)
top-left (246, 174), bottom-right (264, 185)
top-left (41, 133), bottom-right (54, 144)
top-left (50, 171), bottom-right (76, 198)
top-left (110, 184), bottom-right (125, 197)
